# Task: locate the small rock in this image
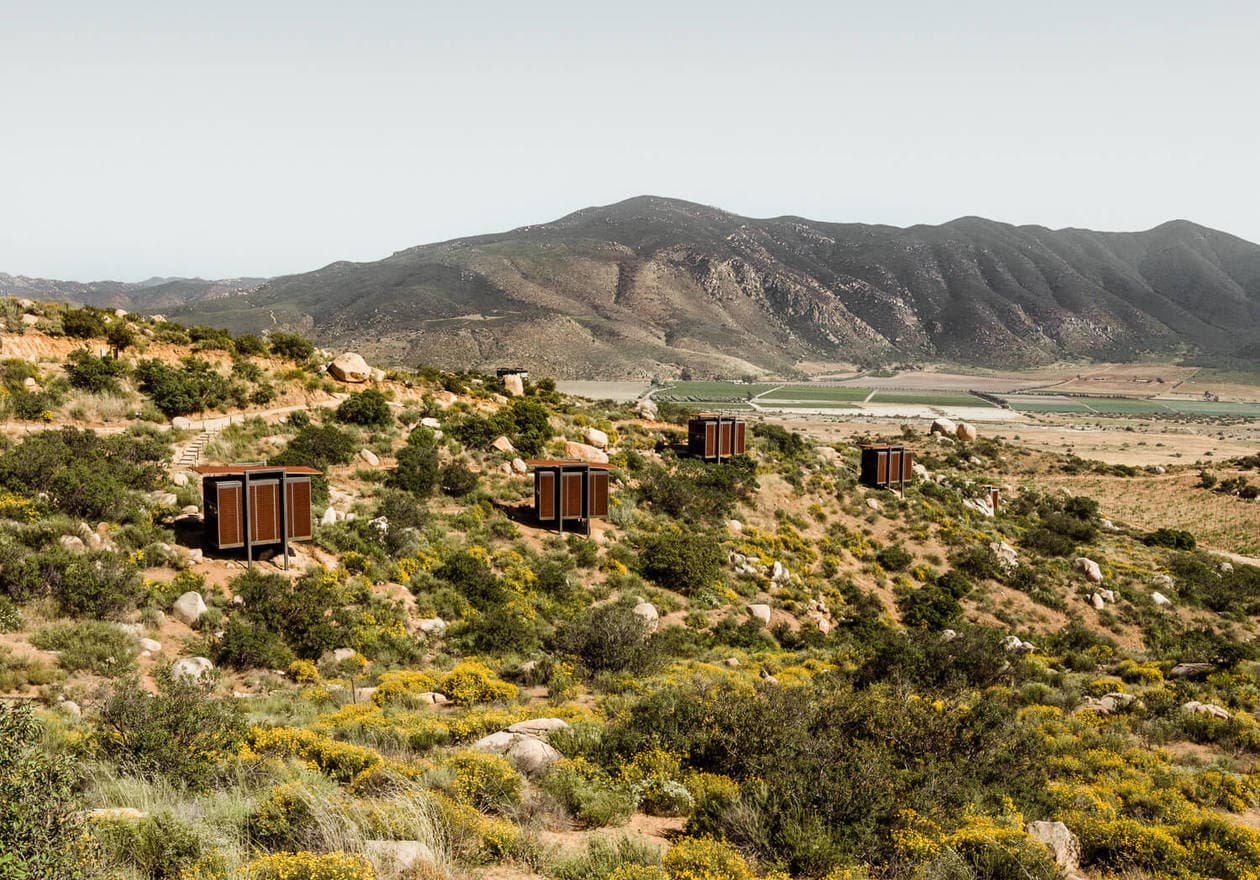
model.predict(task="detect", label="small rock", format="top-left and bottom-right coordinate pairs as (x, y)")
top-left (1152, 574), bottom-right (1174, 589)
top-left (1090, 593), bottom-right (1105, 610)
top-left (632, 602), bottom-right (659, 631)
top-left (321, 507), bottom-right (338, 526)
top-left (138, 638), bottom-right (162, 654)
top-left (1025, 820), bottom-right (1082, 876)
top-left (1221, 561), bottom-right (1235, 573)
top-left (930, 417), bottom-right (957, 437)
top-left (747, 603), bottom-right (772, 625)
top-left (181, 505), bottom-right (200, 517)
top-left (507, 717), bottom-right (571, 737)
top-left (724, 657), bottom-right (740, 667)
top-left (358, 448), bottom-right (380, 467)
top-left (726, 519), bottom-right (743, 533)
top-left (583, 427), bottom-right (609, 450)
top-left (329, 353), bottom-right (371, 383)
top-left (332, 648), bottom-right (356, 663)
top-left (1073, 557), bottom-right (1103, 584)
top-left (503, 374), bottom-right (525, 397)
top-left (562, 440), bottom-right (608, 463)
top-left (57, 700), bottom-right (81, 719)
top-left (420, 417), bottom-right (442, 429)
top-left (955, 422), bottom-right (978, 442)
top-left (511, 457), bottom-right (527, 474)
top-left (171, 591), bottom-right (208, 626)
top-left (1098, 589), bottom-right (1116, 603)
top-left (1169, 662), bottom-right (1215, 679)
top-left (417, 617), bottom-right (447, 636)
top-left (814, 446), bottom-right (838, 463)
top-left (171, 656), bottom-right (214, 683)
top-left (59, 535), bottom-right (86, 552)
top-left (171, 472), bottom-right (189, 487)
top-left (1152, 591), bottom-right (1172, 607)
top-left (990, 541), bottom-right (1019, 572)
top-left (866, 497), bottom-right (881, 511)
top-left (1183, 700), bottom-right (1231, 720)
top-left (491, 436), bottom-right (516, 453)
top-left (912, 462), bottom-right (930, 480)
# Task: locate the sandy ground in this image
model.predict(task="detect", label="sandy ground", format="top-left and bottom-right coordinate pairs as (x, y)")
top-left (554, 381), bottom-right (651, 402)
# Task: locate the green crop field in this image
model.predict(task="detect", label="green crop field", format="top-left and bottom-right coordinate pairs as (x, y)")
top-left (758, 385), bottom-right (873, 402)
top-left (1007, 400), bottom-right (1097, 413)
top-left (1157, 400), bottom-right (1260, 417)
top-left (758, 400), bottom-right (859, 410)
top-left (868, 390), bottom-right (996, 407)
top-left (654, 381), bottom-right (775, 402)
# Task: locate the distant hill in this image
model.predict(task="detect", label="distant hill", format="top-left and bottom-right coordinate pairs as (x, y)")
top-left (0, 273), bottom-right (267, 313)
top-left (23, 196), bottom-right (1260, 377)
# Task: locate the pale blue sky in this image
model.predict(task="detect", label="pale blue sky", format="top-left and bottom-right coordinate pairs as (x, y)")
top-left (1, 1), bottom-right (1256, 280)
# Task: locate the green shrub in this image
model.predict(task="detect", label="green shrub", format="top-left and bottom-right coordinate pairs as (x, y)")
top-left (95, 811), bottom-right (204, 880)
top-left (439, 462), bottom-right (480, 497)
top-left (335, 389), bottom-right (392, 427)
top-left (65, 349), bottom-right (128, 394)
top-left (267, 332), bottom-right (315, 362)
top-left (0, 595), bottom-right (22, 632)
top-left (1143, 528), bottom-right (1197, 550)
top-left (554, 837), bottom-right (662, 880)
top-left (97, 669), bottom-right (246, 790)
top-left (233, 333), bottom-right (267, 356)
top-left (31, 620), bottom-right (138, 675)
top-left (638, 457), bottom-right (757, 523)
top-left (273, 423), bottom-right (357, 470)
top-left (134, 357), bottom-right (242, 417)
top-left (50, 549), bottom-right (144, 617)
top-left (60, 306), bottom-right (108, 338)
top-left (638, 526), bottom-right (725, 596)
top-left (542, 760), bottom-right (637, 827)
top-left (388, 428), bottom-right (440, 497)
top-left (0, 702), bottom-right (94, 878)
top-left (555, 601), bottom-right (660, 674)
top-left (876, 545), bottom-right (913, 571)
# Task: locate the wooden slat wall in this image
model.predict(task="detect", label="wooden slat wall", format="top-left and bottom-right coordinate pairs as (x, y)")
top-left (705, 423), bottom-right (717, 458)
top-left (562, 472), bottom-right (583, 517)
top-left (249, 481), bottom-right (281, 543)
top-left (286, 478), bottom-right (312, 541)
top-left (216, 482), bottom-right (243, 548)
top-left (588, 471), bottom-right (609, 517)
top-left (537, 472), bottom-right (555, 520)
top-left (734, 421), bottom-right (746, 455)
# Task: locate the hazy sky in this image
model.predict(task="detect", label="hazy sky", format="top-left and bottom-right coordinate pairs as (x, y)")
top-left (2, 1), bottom-right (1257, 281)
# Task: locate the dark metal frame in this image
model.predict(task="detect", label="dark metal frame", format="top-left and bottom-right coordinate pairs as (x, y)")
top-left (200, 466), bottom-right (313, 570)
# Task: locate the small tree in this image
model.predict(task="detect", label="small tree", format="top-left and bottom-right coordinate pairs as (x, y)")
top-left (268, 332), bottom-right (315, 362)
top-left (335, 389), bottom-right (392, 427)
top-left (389, 428), bottom-right (440, 497)
top-left (98, 669), bottom-right (247, 790)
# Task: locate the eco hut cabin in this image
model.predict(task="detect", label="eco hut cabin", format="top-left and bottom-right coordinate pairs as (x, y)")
top-left (687, 413), bottom-right (747, 462)
top-left (194, 465), bottom-right (318, 565)
top-left (528, 459), bottom-right (610, 535)
top-left (859, 444), bottom-right (913, 490)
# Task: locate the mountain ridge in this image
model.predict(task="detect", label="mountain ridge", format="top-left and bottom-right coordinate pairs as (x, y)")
top-left (11, 196), bottom-right (1260, 378)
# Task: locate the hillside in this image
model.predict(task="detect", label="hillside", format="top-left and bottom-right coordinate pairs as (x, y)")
top-left (160, 196), bottom-right (1260, 378)
top-left (5, 298), bottom-right (1260, 880)
top-left (0, 272), bottom-right (267, 312)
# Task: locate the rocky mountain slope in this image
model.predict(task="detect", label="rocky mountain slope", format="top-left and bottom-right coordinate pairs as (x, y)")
top-left (0, 273), bottom-right (267, 312)
top-left (161, 197), bottom-right (1260, 378)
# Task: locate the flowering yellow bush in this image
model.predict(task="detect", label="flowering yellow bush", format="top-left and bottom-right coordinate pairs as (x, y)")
top-left (242, 851), bottom-right (375, 880)
top-left (243, 726), bottom-right (382, 783)
top-left (438, 660), bottom-right (519, 706)
top-left (0, 491), bottom-right (39, 522)
top-left (608, 867), bottom-right (667, 880)
top-left (289, 659), bottom-right (320, 683)
top-left (447, 749), bottom-right (522, 811)
top-left (661, 837), bottom-right (753, 880)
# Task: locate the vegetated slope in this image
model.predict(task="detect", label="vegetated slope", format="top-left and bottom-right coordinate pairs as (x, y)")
top-left (0, 273), bottom-right (267, 312)
top-left (164, 196), bottom-right (1260, 378)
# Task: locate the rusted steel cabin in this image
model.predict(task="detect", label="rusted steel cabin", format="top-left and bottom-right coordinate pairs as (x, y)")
top-left (859, 445), bottom-right (914, 490)
top-left (194, 465), bottom-right (319, 567)
top-left (687, 414), bottom-right (747, 462)
top-left (528, 459), bottom-right (610, 535)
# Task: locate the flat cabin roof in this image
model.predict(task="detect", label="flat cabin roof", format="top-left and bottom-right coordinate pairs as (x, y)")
top-left (861, 444), bottom-right (908, 450)
top-left (191, 465), bottom-right (322, 476)
top-left (525, 459), bottom-right (611, 469)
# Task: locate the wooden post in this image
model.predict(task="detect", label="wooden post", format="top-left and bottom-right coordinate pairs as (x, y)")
top-left (243, 470), bottom-right (252, 571)
top-left (279, 470), bottom-right (289, 572)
